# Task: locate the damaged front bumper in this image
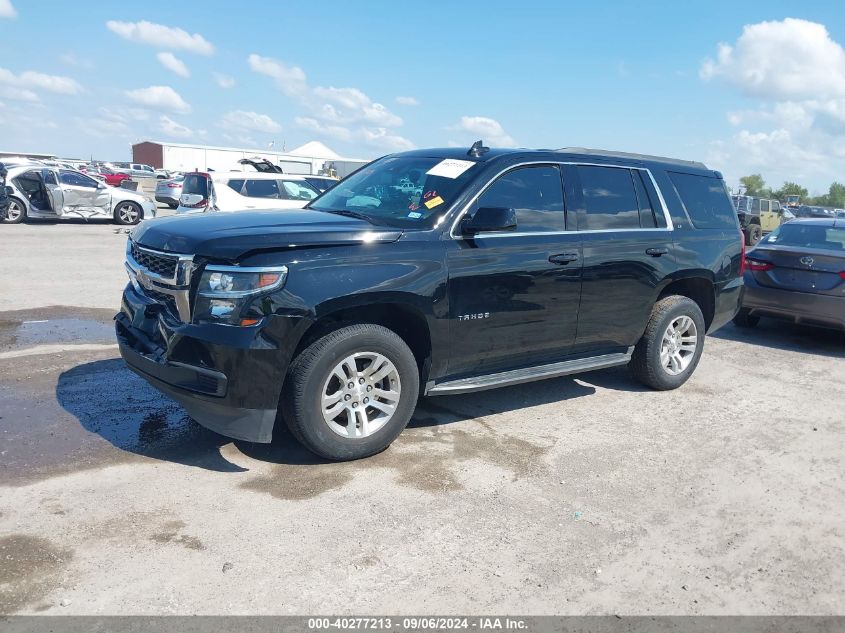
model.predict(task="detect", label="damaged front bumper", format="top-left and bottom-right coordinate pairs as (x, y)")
top-left (115, 283), bottom-right (299, 443)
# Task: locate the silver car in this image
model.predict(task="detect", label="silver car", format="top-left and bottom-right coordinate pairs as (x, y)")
top-left (3, 164), bottom-right (156, 225)
top-left (155, 175), bottom-right (184, 209)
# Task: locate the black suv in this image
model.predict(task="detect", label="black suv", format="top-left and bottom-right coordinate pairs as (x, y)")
top-left (116, 145), bottom-right (744, 460)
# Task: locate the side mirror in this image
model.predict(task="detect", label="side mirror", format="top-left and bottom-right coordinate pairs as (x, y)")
top-left (460, 206), bottom-right (517, 234)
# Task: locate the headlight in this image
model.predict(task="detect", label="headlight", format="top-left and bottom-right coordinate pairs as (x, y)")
top-left (194, 265), bottom-right (288, 325)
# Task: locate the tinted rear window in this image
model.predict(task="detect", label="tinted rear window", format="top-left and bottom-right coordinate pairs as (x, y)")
top-left (182, 174), bottom-right (209, 197)
top-left (762, 224), bottom-right (845, 250)
top-left (668, 172), bottom-right (736, 229)
top-left (577, 166), bottom-right (640, 230)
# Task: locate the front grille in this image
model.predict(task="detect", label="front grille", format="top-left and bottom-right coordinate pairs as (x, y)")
top-left (131, 242), bottom-right (179, 279)
top-left (142, 286), bottom-right (178, 316)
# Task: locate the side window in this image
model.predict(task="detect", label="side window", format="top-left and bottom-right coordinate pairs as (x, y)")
top-left (476, 165), bottom-right (565, 232)
top-left (42, 170), bottom-right (58, 186)
top-left (281, 180), bottom-right (318, 200)
top-left (773, 201), bottom-right (781, 212)
top-left (227, 179), bottom-right (246, 194)
top-left (59, 170), bottom-right (97, 188)
top-left (751, 198), bottom-right (761, 213)
top-left (632, 170), bottom-right (657, 228)
top-left (668, 171), bottom-right (737, 229)
top-left (243, 179), bottom-right (281, 198)
top-left (576, 166), bottom-right (640, 230)
top-left (761, 200), bottom-right (771, 213)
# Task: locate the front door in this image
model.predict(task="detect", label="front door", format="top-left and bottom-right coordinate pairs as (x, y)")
top-left (58, 169), bottom-right (110, 216)
top-left (446, 164), bottom-right (582, 378)
top-left (566, 164), bottom-right (676, 353)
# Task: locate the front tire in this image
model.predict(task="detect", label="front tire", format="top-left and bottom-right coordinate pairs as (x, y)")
top-left (282, 324), bottom-right (419, 460)
top-left (114, 201), bottom-right (142, 225)
top-left (629, 295), bottom-right (706, 391)
top-left (3, 197), bottom-right (26, 224)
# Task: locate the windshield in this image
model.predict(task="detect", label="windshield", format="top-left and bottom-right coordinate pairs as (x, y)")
top-left (308, 156), bottom-right (480, 228)
top-left (761, 223), bottom-right (845, 250)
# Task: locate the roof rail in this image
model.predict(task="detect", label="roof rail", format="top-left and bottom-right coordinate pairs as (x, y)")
top-left (556, 147), bottom-right (707, 169)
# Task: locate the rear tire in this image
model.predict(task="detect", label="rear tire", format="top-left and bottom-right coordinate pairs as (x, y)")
top-left (282, 324), bottom-right (419, 461)
top-left (629, 295), bottom-right (706, 391)
top-left (745, 225), bottom-right (762, 246)
top-left (733, 308), bottom-right (760, 328)
top-left (114, 201), bottom-right (142, 225)
top-left (3, 197), bottom-right (26, 224)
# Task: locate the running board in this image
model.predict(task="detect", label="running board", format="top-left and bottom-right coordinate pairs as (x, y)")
top-left (425, 348), bottom-right (634, 396)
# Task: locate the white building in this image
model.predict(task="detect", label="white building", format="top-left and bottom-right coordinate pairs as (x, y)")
top-left (132, 140), bottom-right (368, 177)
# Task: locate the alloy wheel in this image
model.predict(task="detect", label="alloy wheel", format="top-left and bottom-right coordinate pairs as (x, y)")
top-left (6, 200), bottom-right (23, 222)
top-left (660, 315), bottom-right (698, 375)
top-left (117, 203), bottom-right (139, 224)
top-left (321, 352), bottom-right (401, 438)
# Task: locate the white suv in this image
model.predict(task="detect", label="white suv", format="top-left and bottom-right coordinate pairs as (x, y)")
top-left (177, 171), bottom-right (320, 214)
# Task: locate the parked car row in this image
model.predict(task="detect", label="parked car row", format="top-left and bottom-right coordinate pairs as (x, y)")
top-left (1, 161), bottom-right (155, 225)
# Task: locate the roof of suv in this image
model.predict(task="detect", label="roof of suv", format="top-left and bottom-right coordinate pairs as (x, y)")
top-left (394, 146), bottom-right (716, 176)
top-left (204, 171), bottom-right (311, 181)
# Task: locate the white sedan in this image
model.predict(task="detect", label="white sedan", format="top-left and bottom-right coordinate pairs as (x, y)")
top-left (2, 164), bottom-right (156, 225)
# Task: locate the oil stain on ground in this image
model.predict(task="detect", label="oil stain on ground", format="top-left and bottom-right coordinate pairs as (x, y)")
top-left (149, 519), bottom-right (205, 551)
top-left (0, 534), bottom-right (73, 614)
top-left (241, 401), bottom-right (554, 501)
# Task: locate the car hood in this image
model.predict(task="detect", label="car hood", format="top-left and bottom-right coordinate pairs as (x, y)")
top-left (131, 209), bottom-right (403, 259)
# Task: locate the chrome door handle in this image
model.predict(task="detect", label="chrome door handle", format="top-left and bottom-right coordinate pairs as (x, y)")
top-left (549, 253), bottom-right (579, 265)
top-left (646, 247), bottom-right (668, 257)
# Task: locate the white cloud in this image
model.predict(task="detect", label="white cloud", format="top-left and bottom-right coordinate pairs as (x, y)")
top-left (60, 52), bottom-right (95, 70)
top-left (249, 53), bottom-right (405, 139)
top-left (106, 20), bottom-right (214, 55)
top-left (0, 85), bottom-right (38, 102)
top-left (220, 110), bottom-right (282, 133)
top-left (19, 71), bottom-right (82, 95)
top-left (701, 18), bottom-right (845, 190)
top-left (361, 128), bottom-right (415, 151)
top-left (0, 0), bottom-right (16, 18)
top-left (76, 117), bottom-right (131, 138)
top-left (396, 96), bottom-right (419, 106)
top-left (295, 117), bottom-right (353, 142)
top-left (213, 72), bottom-right (234, 89)
top-left (450, 116), bottom-right (517, 146)
top-left (159, 115), bottom-right (193, 138)
top-left (0, 67), bottom-right (82, 95)
top-left (701, 18), bottom-right (845, 100)
top-left (125, 85), bottom-right (191, 113)
top-left (156, 52), bottom-right (189, 78)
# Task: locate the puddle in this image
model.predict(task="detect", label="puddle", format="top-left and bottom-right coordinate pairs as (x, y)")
top-left (0, 534), bottom-right (73, 614)
top-left (0, 306), bottom-right (116, 353)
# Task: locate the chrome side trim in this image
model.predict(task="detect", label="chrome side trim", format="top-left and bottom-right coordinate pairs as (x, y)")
top-left (425, 348), bottom-right (634, 395)
top-left (448, 161), bottom-right (674, 239)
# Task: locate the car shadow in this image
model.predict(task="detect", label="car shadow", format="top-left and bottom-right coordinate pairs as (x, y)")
top-left (57, 358), bottom-right (608, 471)
top-left (711, 321), bottom-right (845, 358)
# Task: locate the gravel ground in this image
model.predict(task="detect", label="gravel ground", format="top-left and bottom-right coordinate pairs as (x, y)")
top-left (0, 220), bottom-right (843, 615)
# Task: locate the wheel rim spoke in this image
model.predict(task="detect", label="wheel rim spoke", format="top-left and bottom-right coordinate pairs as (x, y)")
top-left (321, 350), bottom-right (401, 439)
top-left (660, 315), bottom-right (698, 376)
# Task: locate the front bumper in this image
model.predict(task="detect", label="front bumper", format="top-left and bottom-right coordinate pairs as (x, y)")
top-left (115, 283), bottom-right (303, 442)
top-left (141, 200), bottom-right (157, 219)
top-left (742, 273), bottom-right (845, 330)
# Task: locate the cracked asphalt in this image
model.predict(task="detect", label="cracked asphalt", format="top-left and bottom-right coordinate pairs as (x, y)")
top-left (1, 221), bottom-right (843, 615)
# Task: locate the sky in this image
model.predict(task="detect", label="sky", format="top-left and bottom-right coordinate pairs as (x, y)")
top-left (1, 0), bottom-right (844, 192)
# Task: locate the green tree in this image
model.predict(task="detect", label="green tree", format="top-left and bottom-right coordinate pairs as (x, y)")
top-left (827, 182), bottom-right (845, 208)
top-left (773, 182), bottom-right (808, 202)
top-left (739, 174), bottom-right (770, 197)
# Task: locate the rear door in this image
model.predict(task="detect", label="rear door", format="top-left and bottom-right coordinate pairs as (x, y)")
top-left (568, 164), bottom-right (676, 353)
top-left (760, 199), bottom-right (779, 232)
top-left (446, 164), bottom-right (582, 377)
top-left (42, 169), bottom-right (64, 214)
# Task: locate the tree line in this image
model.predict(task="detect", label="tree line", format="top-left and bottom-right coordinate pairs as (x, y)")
top-left (737, 174), bottom-right (845, 209)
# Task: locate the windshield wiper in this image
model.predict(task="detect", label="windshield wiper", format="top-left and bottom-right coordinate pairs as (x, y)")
top-left (314, 208), bottom-right (383, 225)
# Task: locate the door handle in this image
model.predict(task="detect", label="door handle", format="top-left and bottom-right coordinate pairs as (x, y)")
top-left (549, 253), bottom-right (579, 265)
top-left (645, 247), bottom-right (668, 257)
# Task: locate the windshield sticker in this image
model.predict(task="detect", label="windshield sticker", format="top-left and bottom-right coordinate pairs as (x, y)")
top-left (424, 195), bottom-right (444, 209)
top-left (425, 159), bottom-right (475, 179)
top-left (407, 211), bottom-right (423, 219)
